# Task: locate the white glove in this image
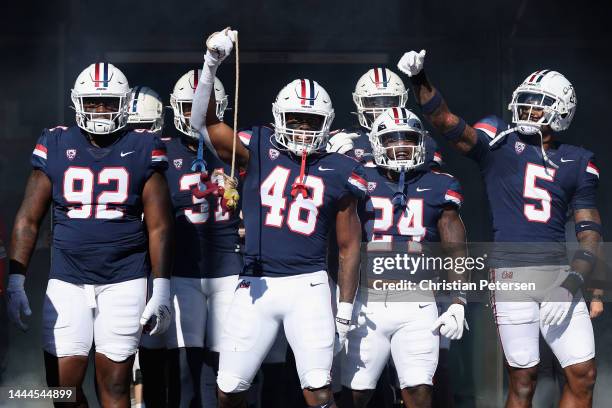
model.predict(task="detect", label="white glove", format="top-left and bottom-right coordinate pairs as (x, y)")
top-left (540, 286), bottom-right (573, 326)
top-left (140, 278), bottom-right (172, 336)
top-left (334, 302), bottom-right (353, 355)
top-left (326, 131), bottom-right (361, 154)
top-left (6, 274), bottom-right (31, 331)
top-left (205, 27), bottom-right (237, 66)
top-left (431, 303), bottom-right (466, 340)
top-left (397, 49), bottom-right (427, 77)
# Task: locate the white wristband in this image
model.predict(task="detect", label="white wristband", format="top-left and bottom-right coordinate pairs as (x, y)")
top-left (151, 278), bottom-right (170, 299)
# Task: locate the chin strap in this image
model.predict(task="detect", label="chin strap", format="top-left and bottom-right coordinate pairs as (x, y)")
top-left (391, 169), bottom-right (408, 208)
top-left (291, 151), bottom-right (310, 199)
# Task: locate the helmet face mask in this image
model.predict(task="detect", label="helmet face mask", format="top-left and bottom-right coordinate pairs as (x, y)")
top-left (353, 68), bottom-right (408, 130)
top-left (272, 79), bottom-right (334, 156)
top-left (508, 70), bottom-right (576, 135)
top-left (370, 108), bottom-right (426, 172)
top-left (71, 63), bottom-right (131, 135)
top-left (127, 86), bottom-right (164, 132)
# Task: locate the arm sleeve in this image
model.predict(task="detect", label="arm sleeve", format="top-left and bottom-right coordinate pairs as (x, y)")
top-left (31, 130), bottom-right (50, 175)
top-left (343, 162), bottom-right (368, 201)
top-left (466, 115), bottom-right (499, 162)
top-left (147, 136), bottom-right (169, 178)
top-left (442, 177), bottom-right (464, 210)
top-left (572, 152), bottom-right (599, 210)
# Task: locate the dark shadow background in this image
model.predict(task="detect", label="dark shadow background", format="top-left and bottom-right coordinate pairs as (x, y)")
top-left (1, 0), bottom-right (611, 407)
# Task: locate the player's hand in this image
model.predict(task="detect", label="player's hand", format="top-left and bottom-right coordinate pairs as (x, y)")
top-left (540, 286), bottom-right (573, 326)
top-left (205, 27), bottom-right (237, 66)
top-left (590, 299), bottom-right (603, 319)
top-left (6, 274), bottom-right (32, 331)
top-left (397, 49), bottom-right (426, 77)
top-left (140, 278), bottom-right (172, 336)
top-left (334, 302), bottom-right (353, 355)
top-left (326, 131), bottom-right (360, 155)
top-left (431, 303), bottom-right (466, 340)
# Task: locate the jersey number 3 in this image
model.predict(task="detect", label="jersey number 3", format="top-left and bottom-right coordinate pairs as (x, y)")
top-left (523, 163), bottom-right (556, 223)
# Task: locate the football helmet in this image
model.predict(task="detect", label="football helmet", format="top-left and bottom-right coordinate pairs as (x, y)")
top-left (170, 69), bottom-right (229, 138)
top-left (272, 79), bottom-right (335, 155)
top-left (508, 70), bottom-right (577, 135)
top-left (127, 86), bottom-right (164, 132)
top-left (370, 107), bottom-right (426, 172)
top-left (71, 62), bottom-right (131, 134)
top-left (353, 68), bottom-right (408, 130)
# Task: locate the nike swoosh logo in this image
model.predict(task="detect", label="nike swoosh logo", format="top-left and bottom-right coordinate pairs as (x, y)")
top-left (310, 282), bottom-right (326, 287)
top-left (318, 166), bottom-right (334, 171)
top-left (416, 187), bottom-right (431, 192)
top-left (418, 304), bottom-right (431, 309)
top-left (560, 158), bottom-right (574, 163)
top-left (121, 151), bottom-right (135, 157)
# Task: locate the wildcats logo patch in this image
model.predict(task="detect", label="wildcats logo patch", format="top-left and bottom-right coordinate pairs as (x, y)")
top-left (269, 148), bottom-right (279, 160)
top-left (66, 149), bottom-right (77, 161)
top-left (515, 141), bottom-right (526, 154)
top-left (174, 158), bottom-right (183, 169)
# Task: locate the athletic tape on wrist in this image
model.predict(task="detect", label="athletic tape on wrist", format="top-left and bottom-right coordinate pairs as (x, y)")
top-left (420, 91), bottom-right (443, 115)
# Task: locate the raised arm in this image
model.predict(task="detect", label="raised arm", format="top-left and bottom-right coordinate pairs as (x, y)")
top-left (397, 50), bottom-right (479, 155)
top-left (7, 169), bottom-right (52, 329)
top-left (191, 28), bottom-right (249, 170)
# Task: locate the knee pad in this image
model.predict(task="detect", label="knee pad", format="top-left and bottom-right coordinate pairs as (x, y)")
top-left (216, 372), bottom-right (251, 394)
top-left (506, 349), bottom-right (539, 369)
top-left (302, 369), bottom-right (331, 390)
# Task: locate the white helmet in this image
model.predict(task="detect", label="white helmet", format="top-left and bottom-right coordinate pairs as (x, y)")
top-left (127, 86), bottom-right (164, 132)
top-left (508, 70), bottom-right (577, 135)
top-left (71, 62), bottom-right (131, 134)
top-left (369, 107), bottom-right (426, 172)
top-left (170, 69), bottom-right (228, 138)
top-left (353, 68), bottom-right (408, 130)
top-left (272, 79), bottom-right (335, 155)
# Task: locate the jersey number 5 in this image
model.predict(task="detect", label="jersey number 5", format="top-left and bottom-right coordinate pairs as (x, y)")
top-left (523, 163), bottom-right (556, 223)
top-left (63, 167), bottom-right (129, 219)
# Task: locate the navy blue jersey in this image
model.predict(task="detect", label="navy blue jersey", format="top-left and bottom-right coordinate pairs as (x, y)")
top-left (361, 164), bottom-right (463, 243)
top-left (469, 115), bottom-right (599, 265)
top-left (164, 137), bottom-right (242, 278)
top-left (31, 126), bottom-right (168, 284)
top-left (240, 126), bottom-right (367, 276)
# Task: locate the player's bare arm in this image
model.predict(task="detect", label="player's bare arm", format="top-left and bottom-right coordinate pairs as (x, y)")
top-left (438, 207), bottom-right (469, 296)
top-left (9, 169), bottom-right (52, 276)
top-left (397, 50), bottom-right (478, 154)
top-left (142, 171), bottom-right (174, 280)
top-left (572, 208), bottom-right (603, 282)
top-left (335, 195), bottom-right (362, 304)
top-left (191, 28), bottom-right (250, 170)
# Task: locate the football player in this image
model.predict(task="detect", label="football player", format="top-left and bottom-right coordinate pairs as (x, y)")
top-left (398, 50), bottom-right (601, 407)
top-left (340, 107), bottom-right (468, 408)
top-left (6, 62), bottom-right (173, 407)
top-left (126, 84), bottom-right (169, 408)
top-left (165, 69), bottom-right (241, 408)
top-left (190, 29), bottom-right (365, 408)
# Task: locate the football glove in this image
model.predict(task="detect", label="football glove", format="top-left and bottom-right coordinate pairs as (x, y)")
top-left (6, 274), bottom-right (31, 331)
top-left (540, 286), bottom-right (573, 326)
top-left (205, 27), bottom-right (237, 66)
top-left (397, 50), bottom-right (427, 78)
top-left (326, 131), bottom-right (361, 155)
top-left (140, 278), bottom-right (172, 336)
top-left (334, 302), bottom-right (353, 355)
top-left (431, 303), bottom-right (466, 340)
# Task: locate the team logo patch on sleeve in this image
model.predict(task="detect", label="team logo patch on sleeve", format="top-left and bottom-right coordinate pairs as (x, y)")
top-left (348, 172), bottom-right (368, 192)
top-left (354, 149), bottom-right (365, 158)
top-left (586, 161), bottom-right (599, 178)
